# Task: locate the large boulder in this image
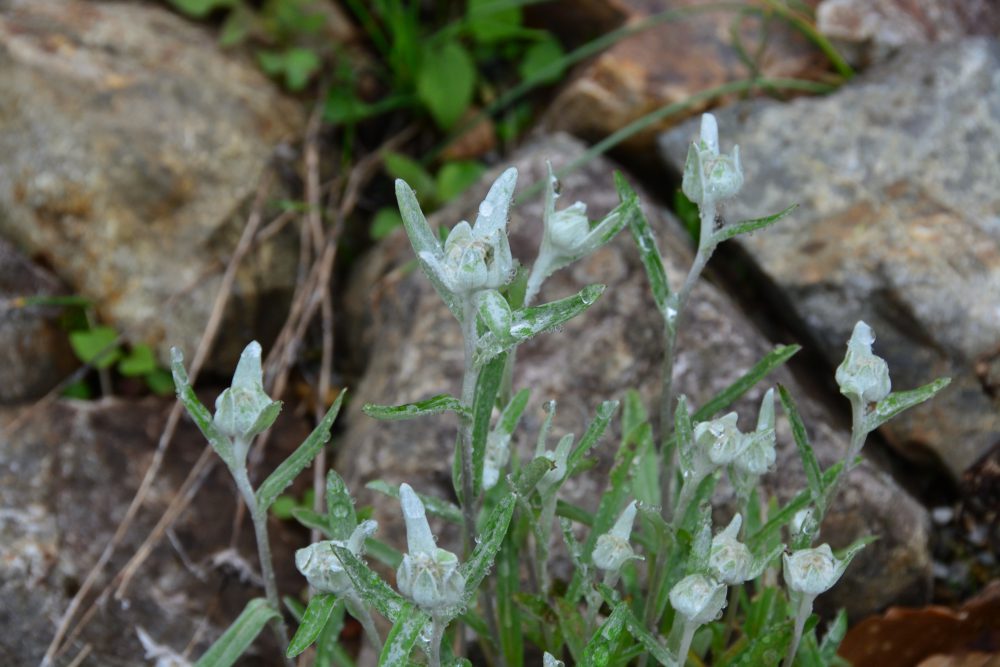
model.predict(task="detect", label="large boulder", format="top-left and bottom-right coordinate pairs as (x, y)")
top-left (0, 397), bottom-right (309, 665)
top-left (0, 0), bottom-right (306, 372)
top-left (338, 133), bottom-right (933, 618)
top-left (659, 38), bottom-right (1000, 480)
top-left (0, 238), bottom-right (76, 404)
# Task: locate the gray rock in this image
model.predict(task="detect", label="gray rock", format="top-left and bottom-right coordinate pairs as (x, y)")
top-left (0, 0), bottom-right (305, 372)
top-left (0, 238), bottom-right (76, 403)
top-left (339, 133), bottom-right (932, 618)
top-left (817, 0), bottom-right (1000, 66)
top-left (659, 38), bottom-right (1000, 479)
top-left (0, 396), bottom-right (309, 665)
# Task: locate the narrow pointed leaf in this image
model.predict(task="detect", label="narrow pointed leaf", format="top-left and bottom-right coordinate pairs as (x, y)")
top-left (514, 456), bottom-right (556, 497)
top-left (568, 399), bottom-right (620, 473)
top-left (675, 395), bottom-right (694, 478)
top-left (866, 378), bottom-right (951, 432)
top-left (194, 598), bottom-right (279, 667)
top-left (290, 507), bottom-right (331, 535)
top-left (256, 390), bottom-right (346, 512)
top-left (617, 172), bottom-right (670, 319)
top-left (331, 545), bottom-right (406, 622)
top-left (496, 388), bottom-right (531, 439)
top-left (693, 345), bottom-right (800, 421)
top-left (709, 204), bottom-right (797, 245)
top-left (365, 537), bottom-right (404, 569)
top-left (619, 604), bottom-right (676, 666)
top-left (363, 394), bottom-right (468, 421)
top-left (313, 599), bottom-right (346, 667)
top-left (778, 385), bottom-right (824, 508)
top-left (326, 470), bottom-right (356, 541)
top-left (747, 462), bottom-right (844, 550)
top-left (460, 494), bottom-right (516, 603)
top-left (171, 348), bottom-right (236, 470)
top-left (395, 179), bottom-right (463, 319)
top-left (497, 534), bottom-right (524, 667)
top-left (819, 609), bottom-right (848, 662)
top-left (378, 602), bottom-right (430, 667)
top-left (366, 480), bottom-right (463, 524)
top-left (474, 285), bottom-right (606, 366)
top-left (473, 352), bottom-right (508, 496)
top-left (287, 594), bottom-right (338, 658)
top-left (581, 603), bottom-right (630, 667)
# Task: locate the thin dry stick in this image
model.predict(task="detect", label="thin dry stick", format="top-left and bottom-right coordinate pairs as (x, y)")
top-left (42, 176), bottom-right (273, 665)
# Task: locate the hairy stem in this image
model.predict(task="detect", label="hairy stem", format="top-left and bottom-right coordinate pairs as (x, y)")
top-left (459, 298), bottom-right (481, 553)
top-left (783, 593), bottom-right (814, 667)
top-left (233, 465), bottom-right (292, 665)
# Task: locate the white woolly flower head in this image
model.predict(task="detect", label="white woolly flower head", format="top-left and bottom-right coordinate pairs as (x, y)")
top-left (592, 501), bottom-right (643, 572)
top-left (695, 412), bottom-right (748, 466)
top-left (783, 543), bottom-right (850, 597)
top-left (396, 484), bottom-right (466, 613)
top-left (708, 514), bottom-right (753, 585)
top-left (212, 341), bottom-right (282, 451)
top-left (835, 321), bottom-right (891, 403)
top-left (669, 573), bottom-right (727, 626)
top-left (295, 520), bottom-right (377, 595)
top-left (682, 113), bottom-right (744, 205)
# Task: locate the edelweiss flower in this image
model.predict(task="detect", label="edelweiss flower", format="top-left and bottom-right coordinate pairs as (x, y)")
top-left (396, 484), bottom-right (466, 613)
top-left (835, 321), bottom-right (891, 403)
top-left (295, 520), bottom-right (378, 595)
top-left (212, 341), bottom-right (281, 461)
top-left (592, 501), bottom-right (643, 572)
top-left (669, 573), bottom-right (727, 625)
top-left (682, 113), bottom-right (744, 205)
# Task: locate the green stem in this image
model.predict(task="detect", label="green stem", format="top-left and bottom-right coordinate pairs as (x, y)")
top-left (428, 616), bottom-right (447, 667)
top-left (233, 465), bottom-right (292, 666)
top-left (346, 595), bottom-right (382, 652)
top-left (783, 593), bottom-right (814, 667)
top-left (676, 621), bottom-right (697, 667)
top-left (459, 297), bottom-right (481, 554)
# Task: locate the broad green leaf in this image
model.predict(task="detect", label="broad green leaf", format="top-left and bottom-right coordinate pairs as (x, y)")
top-left (287, 594), bottom-right (338, 658)
top-left (366, 480), bottom-right (463, 524)
top-left (473, 353), bottom-right (507, 495)
top-left (518, 37), bottom-right (566, 85)
top-left (475, 285), bottom-right (607, 366)
top-left (118, 343), bottom-right (157, 377)
top-left (417, 41), bottom-right (475, 129)
top-left (256, 391), bottom-right (346, 512)
top-left (617, 172), bottom-right (671, 319)
top-left (384, 152), bottom-right (437, 203)
top-left (693, 345), bottom-right (800, 421)
top-left (326, 470), bottom-right (357, 541)
top-left (363, 394), bottom-right (468, 421)
top-left (709, 204), bottom-right (797, 245)
top-left (371, 208), bottom-right (404, 240)
top-left (171, 348), bottom-right (236, 470)
top-left (866, 378), bottom-right (951, 432)
top-left (436, 161), bottom-right (486, 203)
top-left (778, 385), bottom-right (824, 510)
top-left (379, 602), bottom-right (430, 667)
top-left (568, 400), bottom-right (620, 473)
top-left (395, 179), bottom-right (463, 320)
top-left (467, 0), bottom-right (523, 43)
top-left (194, 598), bottom-right (279, 667)
top-left (460, 494), bottom-right (516, 603)
top-left (331, 545), bottom-right (406, 622)
top-left (69, 326), bottom-right (121, 369)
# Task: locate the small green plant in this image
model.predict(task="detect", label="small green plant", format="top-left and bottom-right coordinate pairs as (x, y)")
top-left (177, 114), bottom-right (948, 666)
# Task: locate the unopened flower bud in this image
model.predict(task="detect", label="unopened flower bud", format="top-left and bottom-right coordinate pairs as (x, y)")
top-left (295, 520), bottom-right (377, 595)
top-left (213, 341), bottom-right (281, 450)
top-left (783, 544), bottom-right (846, 596)
top-left (695, 412), bottom-right (748, 466)
top-left (592, 501), bottom-right (643, 572)
top-left (669, 574), bottom-right (727, 625)
top-left (709, 515), bottom-right (753, 585)
top-left (396, 484), bottom-right (466, 613)
top-left (682, 113), bottom-right (744, 205)
top-left (835, 321), bottom-right (891, 403)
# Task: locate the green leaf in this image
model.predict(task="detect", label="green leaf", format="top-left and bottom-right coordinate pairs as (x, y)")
top-left (496, 532), bottom-right (524, 667)
top-left (168, 0), bottom-right (236, 19)
top-left (363, 394), bottom-right (467, 421)
top-left (709, 204), bottom-right (797, 245)
top-left (272, 495), bottom-right (298, 520)
top-left (365, 537), bottom-right (405, 569)
top-left (417, 41), bottom-right (476, 130)
top-left (144, 368), bottom-right (175, 395)
top-left (675, 395), bottom-right (695, 480)
top-left (436, 161), bottom-right (486, 203)
top-left (194, 598), bottom-right (279, 667)
top-left (287, 594), bottom-right (338, 658)
top-left (62, 379), bottom-right (92, 399)
top-left (473, 353), bottom-right (507, 496)
top-left (497, 388), bottom-right (531, 440)
top-left (474, 285), bottom-right (606, 366)
top-left (693, 345), bottom-right (800, 421)
top-left (518, 37), bottom-right (565, 85)
top-left (555, 597), bottom-right (588, 662)
top-left (460, 494), bottom-right (516, 604)
top-left (69, 326), bottom-right (121, 369)
top-left (314, 599), bottom-right (347, 667)
top-left (820, 609), bottom-right (848, 662)
top-left (326, 470), bottom-right (357, 541)
top-left (371, 208), bottom-right (404, 240)
top-left (366, 480), bottom-right (463, 524)
top-left (568, 399), bottom-right (620, 473)
top-left (467, 0), bottom-right (523, 43)
top-left (617, 172), bottom-right (671, 320)
top-left (171, 348), bottom-right (236, 470)
top-left (118, 343), bottom-right (157, 377)
top-left (513, 456), bottom-right (556, 497)
top-left (385, 152), bottom-right (437, 204)
top-left (378, 603), bottom-right (430, 667)
top-left (619, 604), bottom-right (675, 666)
top-left (256, 391), bottom-right (346, 512)
top-left (581, 604), bottom-right (630, 667)
top-left (219, 5), bottom-right (253, 46)
top-left (331, 545), bottom-right (406, 622)
top-left (778, 385), bottom-right (824, 510)
top-left (395, 179), bottom-right (463, 320)
top-left (290, 506), bottom-right (329, 534)
top-left (747, 462), bottom-right (844, 551)
top-left (257, 47), bottom-right (321, 91)
top-left (866, 378), bottom-right (951, 432)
